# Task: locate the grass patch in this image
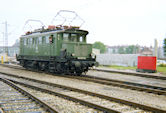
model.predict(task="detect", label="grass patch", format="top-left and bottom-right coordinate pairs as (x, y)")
top-left (100, 65), bottom-right (137, 70)
top-left (100, 65), bottom-right (166, 74)
top-left (157, 66), bottom-right (166, 74)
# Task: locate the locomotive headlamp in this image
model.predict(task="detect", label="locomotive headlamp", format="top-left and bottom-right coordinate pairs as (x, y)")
top-left (91, 53), bottom-right (95, 58)
top-left (74, 61), bottom-right (81, 67)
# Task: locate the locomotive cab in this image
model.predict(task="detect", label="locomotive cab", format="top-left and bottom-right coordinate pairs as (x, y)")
top-left (57, 29), bottom-right (96, 74)
top-left (60, 30), bottom-right (91, 58)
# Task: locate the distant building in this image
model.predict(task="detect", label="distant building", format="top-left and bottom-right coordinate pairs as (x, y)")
top-left (106, 45), bottom-right (154, 56)
top-left (106, 45), bottom-right (129, 54)
top-left (139, 47), bottom-right (153, 56)
top-left (0, 39), bottom-right (19, 57)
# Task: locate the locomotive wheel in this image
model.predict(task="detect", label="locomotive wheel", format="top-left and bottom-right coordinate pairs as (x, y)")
top-left (76, 71), bottom-right (82, 76)
top-left (56, 64), bottom-right (62, 73)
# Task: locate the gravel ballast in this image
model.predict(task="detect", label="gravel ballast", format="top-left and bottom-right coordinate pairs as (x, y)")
top-left (0, 65), bottom-right (166, 111)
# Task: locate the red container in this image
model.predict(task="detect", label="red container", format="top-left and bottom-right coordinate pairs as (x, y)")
top-left (137, 56), bottom-right (156, 73)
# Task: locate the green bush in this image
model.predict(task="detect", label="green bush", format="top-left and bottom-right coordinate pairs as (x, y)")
top-left (158, 63), bottom-right (166, 67)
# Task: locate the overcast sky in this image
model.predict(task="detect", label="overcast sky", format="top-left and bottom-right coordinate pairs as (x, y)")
top-left (0, 0), bottom-right (166, 47)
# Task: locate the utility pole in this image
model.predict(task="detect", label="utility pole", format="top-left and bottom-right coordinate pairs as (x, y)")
top-left (0, 21), bottom-right (10, 63)
top-left (4, 21), bottom-right (8, 55)
top-left (153, 39), bottom-right (158, 57)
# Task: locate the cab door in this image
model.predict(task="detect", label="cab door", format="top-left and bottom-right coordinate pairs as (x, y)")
top-left (56, 33), bottom-right (63, 56)
top-left (50, 34), bottom-right (56, 56)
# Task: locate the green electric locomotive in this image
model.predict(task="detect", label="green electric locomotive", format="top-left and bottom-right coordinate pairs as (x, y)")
top-left (16, 13), bottom-right (97, 75)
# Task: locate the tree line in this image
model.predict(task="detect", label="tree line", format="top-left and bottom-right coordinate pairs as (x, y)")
top-left (164, 38), bottom-right (166, 57)
top-left (93, 39), bottom-right (166, 56)
top-left (92, 41), bottom-right (139, 54)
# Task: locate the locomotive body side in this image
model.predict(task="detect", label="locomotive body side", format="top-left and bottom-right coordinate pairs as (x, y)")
top-left (17, 28), bottom-right (97, 75)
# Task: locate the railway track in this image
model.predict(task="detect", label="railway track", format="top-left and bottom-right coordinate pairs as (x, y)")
top-left (93, 68), bottom-right (166, 80)
top-left (0, 73), bottom-right (166, 113)
top-left (0, 78), bottom-right (58, 113)
top-left (68, 75), bottom-right (166, 95)
top-left (1, 64), bottom-right (166, 96)
top-left (2, 63), bottom-right (166, 80)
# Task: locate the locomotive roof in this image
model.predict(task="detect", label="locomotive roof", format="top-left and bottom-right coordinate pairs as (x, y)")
top-left (21, 26), bottom-right (88, 38)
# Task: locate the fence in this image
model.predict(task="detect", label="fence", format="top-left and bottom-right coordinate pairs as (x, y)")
top-left (96, 54), bottom-right (140, 67)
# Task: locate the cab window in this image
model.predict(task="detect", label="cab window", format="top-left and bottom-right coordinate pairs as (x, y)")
top-left (27, 38), bottom-right (29, 45)
top-left (80, 36), bottom-right (83, 42)
top-left (38, 36), bottom-right (42, 44)
top-left (32, 38), bottom-right (35, 45)
top-left (42, 36), bottom-right (45, 44)
top-left (24, 38), bottom-right (26, 45)
top-left (36, 37), bottom-right (38, 44)
top-left (63, 33), bottom-right (69, 41)
top-left (49, 35), bottom-right (54, 43)
top-left (29, 38), bottom-right (32, 45)
top-left (78, 34), bottom-right (86, 42)
top-left (46, 36), bottom-right (49, 43)
top-left (71, 34), bottom-right (77, 42)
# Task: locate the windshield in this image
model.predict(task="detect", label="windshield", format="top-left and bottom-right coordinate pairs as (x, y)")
top-left (62, 33), bottom-right (86, 42)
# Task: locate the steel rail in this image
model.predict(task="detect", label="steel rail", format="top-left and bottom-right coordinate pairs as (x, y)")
top-left (83, 75), bottom-right (166, 91)
top-left (7, 79), bottom-right (121, 113)
top-left (93, 68), bottom-right (166, 80)
top-left (2, 63), bottom-right (166, 86)
top-left (1, 63), bottom-right (166, 80)
top-left (63, 75), bottom-right (166, 95)
top-left (0, 78), bottom-right (58, 113)
top-left (1, 64), bottom-right (166, 96)
top-left (1, 72), bottom-right (166, 113)
top-left (1, 65), bottom-right (166, 95)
